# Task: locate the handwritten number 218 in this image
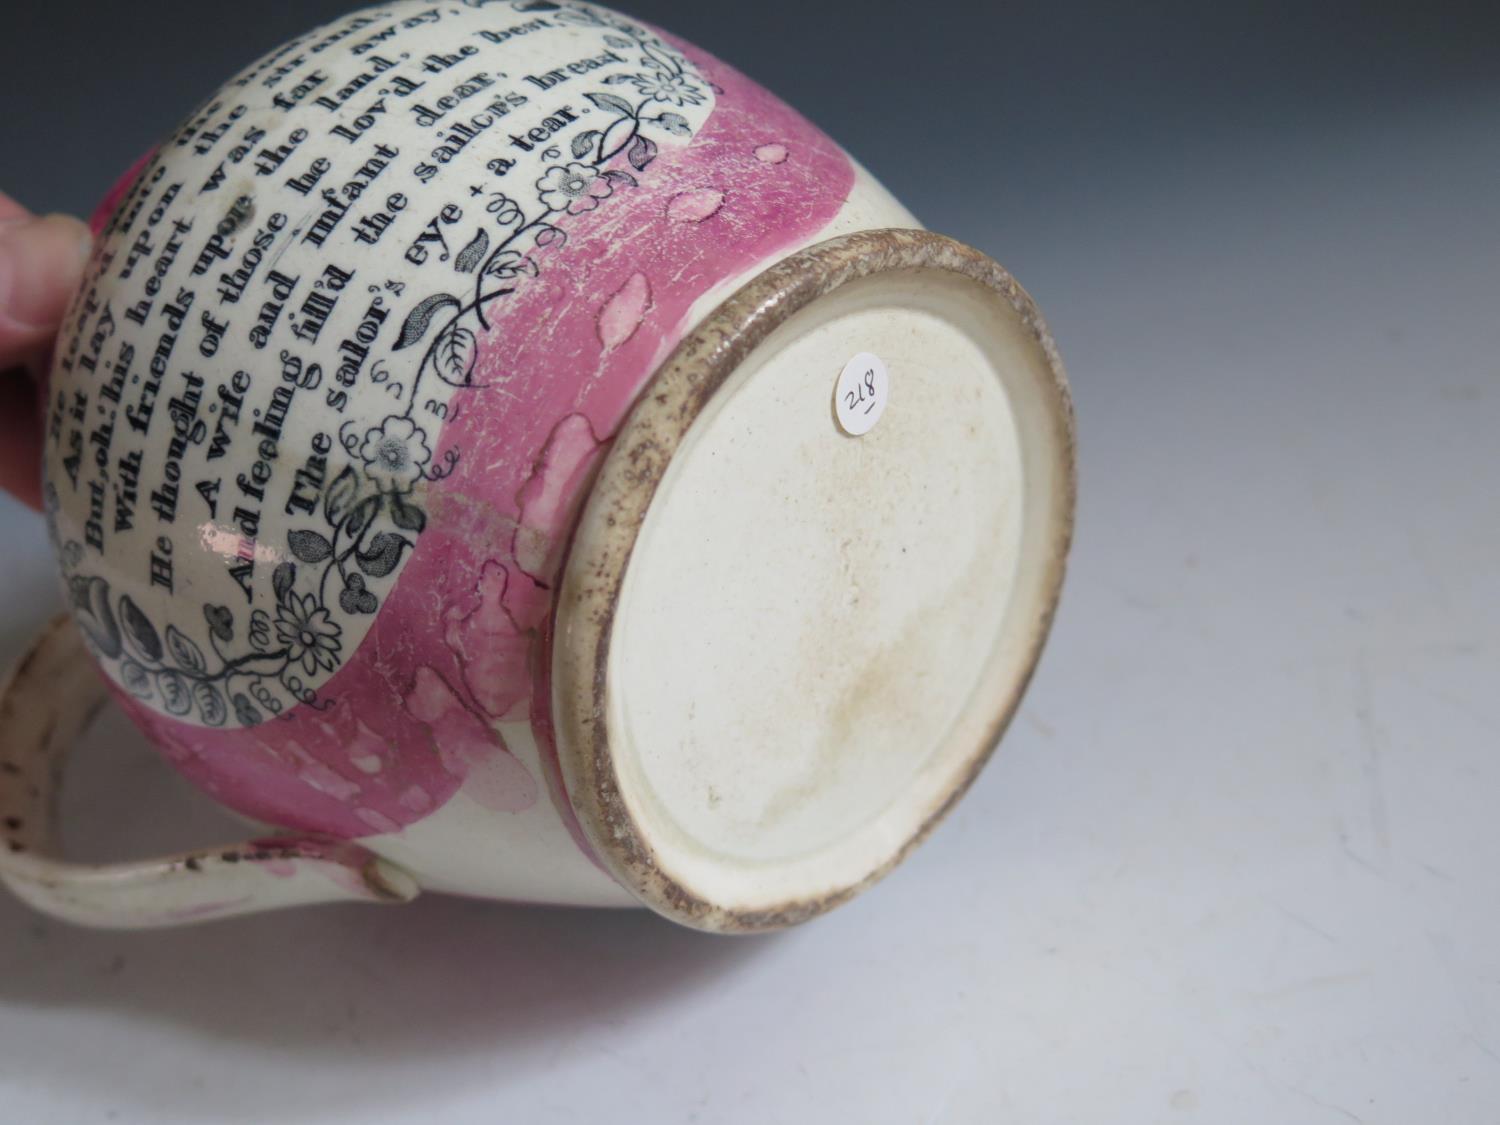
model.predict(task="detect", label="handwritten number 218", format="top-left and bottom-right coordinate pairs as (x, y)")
top-left (844, 368), bottom-right (878, 415)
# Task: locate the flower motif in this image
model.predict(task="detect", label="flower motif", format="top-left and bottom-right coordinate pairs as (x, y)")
top-left (536, 162), bottom-right (613, 214)
top-left (275, 594), bottom-right (342, 675)
top-left (626, 72), bottom-right (704, 107)
top-left (359, 415), bottom-right (431, 488)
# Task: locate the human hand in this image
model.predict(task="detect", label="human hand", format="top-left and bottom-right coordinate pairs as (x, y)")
top-left (0, 194), bottom-right (92, 510)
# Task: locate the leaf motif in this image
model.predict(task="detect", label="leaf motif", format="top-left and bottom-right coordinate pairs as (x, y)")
top-left (393, 293), bottom-right (459, 350)
top-left (570, 129), bottom-right (601, 158)
top-left (586, 91), bottom-right (636, 118)
top-left (165, 626), bottom-right (206, 674)
top-left (597, 115), bottom-right (637, 162)
top-left (157, 669), bottom-right (192, 716)
top-left (71, 575), bottom-right (121, 658)
top-left (654, 111), bottom-right (691, 136)
top-left (119, 595), bottom-right (163, 662)
top-left (272, 561), bottom-right (297, 605)
top-left (338, 573), bottom-right (378, 614)
top-left (603, 34), bottom-right (633, 48)
top-left (601, 73), bottom-right (637, 85)
top-left (344, 495), bottom-right (382, 540)
top-left (485, 252), bottom-right (538, 280)
top-left (324, 465), bottom-right (358, 524)
top-left (641, 42), bottom-right (679, 74)
top-left (435, 324), bottom-right (478, 386)
top-left (232, 692), bottom-right (261, 726)
top-left (203, 603), bottom-right (234, 643)
top-left (601, 168), bottom-right (637, 187)
top-left (390, 492), bottom-right (426, 533)
top-left (193, 682), bottom-right (227, 727)
top-left (454, 228), bottom-right (489, 273)
top-left (287, 529), bottom-right (333, 563)
top-left (357, 532), bottom-right (412, 579)
top-left (120, 660), bottom-right (153, 700)
top-left (626, 133), bottom-right (658, 171)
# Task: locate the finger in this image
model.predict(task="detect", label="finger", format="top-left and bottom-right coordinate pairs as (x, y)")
top-left (0, 365), bottom-right (44, 510)
top-left (0, 191), bottom-right (31, 224)
top-left (0, 213), bottom-right (93, 368)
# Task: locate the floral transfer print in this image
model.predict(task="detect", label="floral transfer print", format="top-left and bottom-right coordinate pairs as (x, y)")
top-left (360, 416), bottom-right (431, 487)
top-left (275, 595), bottom-right (342, 677)
top-left (68, 1), bottom-right (854, 841)
top-left (625, 71), bottom-right (706, 108)
top-left (537, 163), bottom-right (615, 214)
top-left (53, 2), bottom-right (714, 731)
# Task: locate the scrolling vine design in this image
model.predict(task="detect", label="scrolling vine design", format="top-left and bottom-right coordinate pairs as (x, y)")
top-left (53, 1), bottom-right (710, 727)
top-left (388, 5), bottom-right (704, 416)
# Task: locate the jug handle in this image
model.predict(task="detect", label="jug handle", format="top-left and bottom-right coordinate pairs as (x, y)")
top-left (0, 614), bottom-right (419, 928)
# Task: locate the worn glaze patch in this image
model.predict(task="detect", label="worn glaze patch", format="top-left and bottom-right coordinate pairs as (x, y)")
top-left (47, 1), bottom-right (714, 727)
top-left (44, 0), bottom-right (855, 841)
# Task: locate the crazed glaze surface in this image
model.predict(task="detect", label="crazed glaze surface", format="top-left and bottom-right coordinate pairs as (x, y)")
top-left (44, 0), bottom-right (863, 885)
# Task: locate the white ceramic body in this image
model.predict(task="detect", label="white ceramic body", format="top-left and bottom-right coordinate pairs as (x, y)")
top-left (1, 0), bottom-right (1072, 930)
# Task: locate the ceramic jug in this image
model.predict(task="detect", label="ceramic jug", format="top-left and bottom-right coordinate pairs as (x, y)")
top-left (0, 0), bottom-right (1074, 931)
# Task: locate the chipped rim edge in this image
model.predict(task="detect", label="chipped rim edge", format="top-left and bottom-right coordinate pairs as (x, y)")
top-left (551, 228), bottom-right (1077, 933)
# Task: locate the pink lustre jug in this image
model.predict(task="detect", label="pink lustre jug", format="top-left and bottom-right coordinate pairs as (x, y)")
top-left (1, 0), bottom-right (1074, 931)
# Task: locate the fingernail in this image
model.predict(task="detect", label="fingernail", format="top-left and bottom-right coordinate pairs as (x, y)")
top-left (0, 214), bottom-right (93, 332)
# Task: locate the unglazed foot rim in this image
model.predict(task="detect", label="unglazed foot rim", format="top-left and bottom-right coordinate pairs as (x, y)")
top-left (553, 228), bottom-right (1077, 932)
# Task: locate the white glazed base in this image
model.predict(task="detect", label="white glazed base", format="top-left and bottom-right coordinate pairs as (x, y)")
top-left (613, 273), bottom-right (1027, 894)
top-left (555, 230), bottom-right (1074, 930)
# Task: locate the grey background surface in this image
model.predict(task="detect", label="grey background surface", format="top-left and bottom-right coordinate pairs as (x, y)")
top-left (1, 2), bottom-right (1498, 1122)
top-left (7, 2), bottom-right (1498, 264)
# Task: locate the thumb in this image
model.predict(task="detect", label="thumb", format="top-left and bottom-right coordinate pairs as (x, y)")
top-left (0, 212), bottom-right (93, 365)
top-left (0, 212), bottom-right (92, 511)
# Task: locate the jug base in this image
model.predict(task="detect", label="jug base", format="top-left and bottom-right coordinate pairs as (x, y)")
top-left (554, 229), bottom-right (1075, 931)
